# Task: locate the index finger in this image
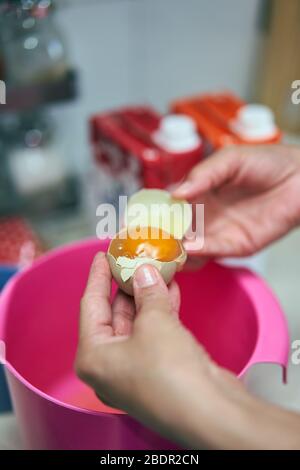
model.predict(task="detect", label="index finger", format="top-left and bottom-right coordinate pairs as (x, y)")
top-left (172, 148), bottom-right (241, 199)
top-left (79, 252), bottom-right (113, 343)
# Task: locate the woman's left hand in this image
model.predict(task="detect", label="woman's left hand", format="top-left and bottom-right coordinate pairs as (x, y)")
top-left (75, 252), bottom-right (223, 448)
top-left (76, 252), bottom-right (300, 449)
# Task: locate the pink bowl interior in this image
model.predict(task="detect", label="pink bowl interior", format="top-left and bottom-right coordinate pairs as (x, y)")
top-left (1, 239), bottom-right (258, 414)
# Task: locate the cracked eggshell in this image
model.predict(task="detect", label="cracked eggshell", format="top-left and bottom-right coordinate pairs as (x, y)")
top-left (125, 189), bottom-right (192, 240)
top-left (107, 189), bottom-right (191, 295)
top-left (107, 249), bottom-right (186, 296)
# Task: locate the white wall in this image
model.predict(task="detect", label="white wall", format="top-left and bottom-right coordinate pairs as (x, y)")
top-left (131, 0), bottom-right (261, 108)
top-left (50, 0), bottom-right (261, 172)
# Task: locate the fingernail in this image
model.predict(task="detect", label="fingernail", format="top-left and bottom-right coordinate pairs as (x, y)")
top-left (134, 265), bottom-right (159, 288)
top-left (173, 181), bottom-right (194, 196)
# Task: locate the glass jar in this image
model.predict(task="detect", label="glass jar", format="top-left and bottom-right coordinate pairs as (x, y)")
top-left (0, 0), bottom-right (68, 86)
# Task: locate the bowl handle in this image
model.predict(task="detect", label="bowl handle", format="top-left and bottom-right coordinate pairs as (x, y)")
top-left (238, 270), bottom-right (289, 383)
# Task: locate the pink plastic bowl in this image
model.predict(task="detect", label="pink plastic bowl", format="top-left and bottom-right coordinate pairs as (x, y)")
top-left (0, 239), bottom-right (289, 450)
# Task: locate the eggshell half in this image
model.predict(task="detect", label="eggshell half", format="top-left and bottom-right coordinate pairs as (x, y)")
top-left (124, 189), bottom-right (192, 240)
top-left (107, 189), bottom-right (191, 295)
top-left (107, 248), bottom-right (186, 296)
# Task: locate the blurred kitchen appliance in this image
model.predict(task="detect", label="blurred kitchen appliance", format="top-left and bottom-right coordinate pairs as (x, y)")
top-left (171, 92), bottom-right (281, 152)
top-left (0, 0), bottom-right (68, 87)
top-left (0, 110), bottom-right (78, 215)
top-left (0, 0), bottom-right (77, 112)
top-left (0, 1), bottom-right (78, 216)
top-left (89, 106), bottom-right (203, 208)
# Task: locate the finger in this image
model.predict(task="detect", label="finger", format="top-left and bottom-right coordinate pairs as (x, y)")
top-left (184, 238), bottom-right (223, 257)
top-left (79, 252), bottom-right (113, 343)
top-left (183, 238), bottom-right (207, 253)
top-left (184, 233), bottom-right (241, 258)
top-left (133, 264), bottom-right (172, 318)
top-left (172, 147), bottom-right (241, 199)
top-left (112, 290), bottom-right (135, 336)
top-left (168, 281), bottom-right (181, 318)
top-left (76, 335), bottom-right (127, 394)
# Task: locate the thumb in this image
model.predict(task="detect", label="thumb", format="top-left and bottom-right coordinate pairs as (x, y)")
top-left (133, 264), bottom-right (171, 317)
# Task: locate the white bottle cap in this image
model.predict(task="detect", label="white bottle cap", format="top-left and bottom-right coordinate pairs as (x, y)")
top-left (231, 104), bottom-right (278, 141)
top-left (153, 114), bottom-right (201, 153)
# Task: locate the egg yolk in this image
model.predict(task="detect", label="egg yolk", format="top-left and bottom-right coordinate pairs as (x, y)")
top-left (110, 227), bottom-right (182, 262)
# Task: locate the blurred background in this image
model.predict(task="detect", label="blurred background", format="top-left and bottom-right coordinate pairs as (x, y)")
top-left (0, 0), bottom-right (299, 241)
top-left (0, 0), bottom-right (300, 448)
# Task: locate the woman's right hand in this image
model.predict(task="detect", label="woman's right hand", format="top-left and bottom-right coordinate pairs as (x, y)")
top-left (173, 145), bottom-right (300, 260)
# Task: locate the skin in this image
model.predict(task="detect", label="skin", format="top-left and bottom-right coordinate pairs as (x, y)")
top-left (76, 144), bottom-right (300, 449)
top-left (175, 144), bottom-right (300, 269)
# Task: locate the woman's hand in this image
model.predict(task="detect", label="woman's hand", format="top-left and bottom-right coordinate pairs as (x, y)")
top-left (75, 252), bottom-right (228, 448)
top-left (173, 145), bottom-right (300, 260)
top-left (76, 253), bottom-right (300, 449)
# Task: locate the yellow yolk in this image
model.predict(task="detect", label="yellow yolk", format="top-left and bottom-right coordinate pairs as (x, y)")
top-left (110, 227), bottom-right (182, 262)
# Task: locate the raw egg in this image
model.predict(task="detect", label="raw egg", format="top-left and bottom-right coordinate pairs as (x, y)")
top-left (107, 189), bottom-right (191, 295)
top-left (109, 227), bottom-right (182, 262)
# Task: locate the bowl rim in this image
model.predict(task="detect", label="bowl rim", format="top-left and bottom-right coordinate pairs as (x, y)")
top-left (0, 237), bottom-right (289, 416)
